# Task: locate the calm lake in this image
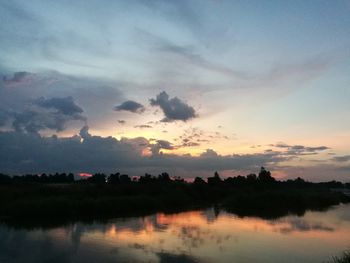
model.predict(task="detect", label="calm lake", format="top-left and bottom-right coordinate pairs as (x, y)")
top-left (1, 204), bottom-right (350, 263)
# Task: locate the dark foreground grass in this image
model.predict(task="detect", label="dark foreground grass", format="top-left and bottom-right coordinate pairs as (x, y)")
top-left (327, 251), bottom-right (350, 263)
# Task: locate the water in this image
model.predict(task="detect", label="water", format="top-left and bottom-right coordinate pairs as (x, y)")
top-left (1, 205), bottom-right (350, 263)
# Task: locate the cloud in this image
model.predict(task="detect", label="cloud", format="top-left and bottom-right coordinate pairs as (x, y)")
top-left (271, 218), bottom-right (334, 234)
top-left (137, 30), bottom-right (245, 79)
top-left (175, 127), bottom-right (230, 148)
top-left (10, 97), bottom-right (86, 133)
top-left (275, 164), bottom-right (350, 182)
top-left (150, 91), bottom-right (196, 122)
top-left (0, 126), bottom-right (347, 181)
top-left (79, 125), bottom-right (91, 140)
top-left (34, 96), bottom-right (84, 116)
top-left (0, 127), bottom-right (285, 175)
top-left (0, 126), bottom-right (147, 173)
top-left (2, 71), bottom-right (36, 86)
top-left (157, 42), bottom-right (243, 77)
top-left (274, 143), bottom-right (290, 148)
top-left (114, 100), bottom-right (145, 113)
top-left (0, 218), bottom-right (160, 262)
top-left (0, 70), bottom-right (124, 133)
top-left (155, 140), bottom-right (174, 150)
top-left (200, 149), bottom-right (219, 158)
top-left (0, 109), bottom-right (8, 126)
top-left (134, 124), bottom-right (152, 129)
top-left (272, 143), bottom-right (330, 156)
top-left (332, 155), bottom-right (350, 162)
top-left (290, 145), bottom-right (329, 152)
top-left (149, 139), bottom-right (175, 155)
top-left (180, 139), bottom-right (200, 147)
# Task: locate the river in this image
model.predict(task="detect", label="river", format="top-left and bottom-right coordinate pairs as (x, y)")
top-left (1, 204), bottom-right (350, 263)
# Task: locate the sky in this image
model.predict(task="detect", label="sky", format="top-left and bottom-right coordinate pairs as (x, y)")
top-left (0, 0), bottom-right (350, 181)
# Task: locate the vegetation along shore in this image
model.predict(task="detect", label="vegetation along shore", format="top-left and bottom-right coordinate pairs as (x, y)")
top-left (0, 167), bottom-right (349, 226)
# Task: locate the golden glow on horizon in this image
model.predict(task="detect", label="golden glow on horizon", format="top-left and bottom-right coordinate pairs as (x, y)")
top-left (50, 125), bottom-right (350, 175)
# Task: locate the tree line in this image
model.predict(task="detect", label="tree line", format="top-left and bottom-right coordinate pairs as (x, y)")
top-left (0, 167), bottom-right (349, 189)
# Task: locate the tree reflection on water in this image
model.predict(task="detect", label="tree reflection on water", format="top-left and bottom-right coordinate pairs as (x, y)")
top-left (1, 205), bottom-right (350, 263)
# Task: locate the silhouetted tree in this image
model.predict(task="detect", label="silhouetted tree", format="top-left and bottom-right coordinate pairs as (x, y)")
top-left (208, 171), bottom-right (222, 185)
top-left (40, 173), bottom-right (48, 183)
top-left (119, 174), bottom-right (131, 184)
top-left (88, 173), bottom-right (106, 184)
top-left (173, 176), bottom-right (185, 183)
top-left (258, 167), bottom-right (275, 183)
top-left (0, 173), bottom-right (11, 184)
top-left (246, 173), bottom-right (257, 183)
top-left (139, 173), bottom-right (153, 183)
top-left (67, 173), bottom-right (75, 183)
top-left (108, 173), bottom-right (120, 184)
top-left (158, 172), bottom-right (171, 183)
top-left (224, 175), bottom-right (247, 186)
top-left (194, 177), bottom-right (206, 184)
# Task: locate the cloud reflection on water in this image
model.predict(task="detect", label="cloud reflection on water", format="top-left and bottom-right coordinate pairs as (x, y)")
top-left (0, 206), bottom-right (350, 263)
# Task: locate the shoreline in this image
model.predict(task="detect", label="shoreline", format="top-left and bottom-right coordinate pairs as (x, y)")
top-left (0, 182), bottom-right (348, 229)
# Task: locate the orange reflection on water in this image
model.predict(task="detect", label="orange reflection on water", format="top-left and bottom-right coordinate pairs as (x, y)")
top-left (43, 205), bottom-right (350, 263)
top-left (156, 211), bottom-right (209, 226)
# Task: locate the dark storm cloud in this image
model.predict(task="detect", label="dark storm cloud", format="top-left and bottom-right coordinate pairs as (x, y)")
top-left (0, 73), bottom-right (88, 133)
top-left (0, 126), bottom-right (146, 174)
top-left (0, 127), bottom-right (287, 175)
top-left (12, 110), bottom-right (60, 133)
top-left (2, 71), bottom-right (36, 86)
top-left (0, 70), bottom-right (124, 132)
top-left (114, 100), bottom-right (145, 113)
top-left (150, 91), bottom-right (196, 122)
top-left (10, 97), bottom-right (86, 133)
top-left (35, 96), bottom-right (83, 116)
top-left (0, 109), bottom-right (8, 126)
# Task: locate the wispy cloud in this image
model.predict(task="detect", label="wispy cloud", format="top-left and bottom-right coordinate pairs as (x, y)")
top-left (332, 155), bottom-right (350, 162)
top-left (134, 124), bottom-right (152, 129)
top-left (138, 30), bottom-right (247, 79)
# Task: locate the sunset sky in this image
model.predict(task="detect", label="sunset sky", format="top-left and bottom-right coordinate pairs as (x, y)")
top-left (0, 0), bottom-right (350, 181)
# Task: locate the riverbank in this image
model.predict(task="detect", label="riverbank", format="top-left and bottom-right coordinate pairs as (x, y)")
top-left (0, 181), bottom-right (348, 226)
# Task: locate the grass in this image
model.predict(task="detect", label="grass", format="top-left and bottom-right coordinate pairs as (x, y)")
top-left (327, 251), bottom-right (350, 263)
